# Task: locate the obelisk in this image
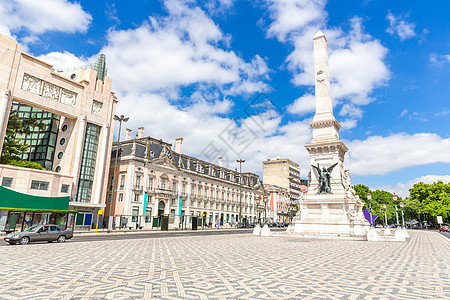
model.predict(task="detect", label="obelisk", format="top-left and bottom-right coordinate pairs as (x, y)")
top-left (293, 31), bottom-right (367, 238)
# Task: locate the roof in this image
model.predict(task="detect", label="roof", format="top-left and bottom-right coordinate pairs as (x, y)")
top-left (112, 136), bottom-right (263, 189)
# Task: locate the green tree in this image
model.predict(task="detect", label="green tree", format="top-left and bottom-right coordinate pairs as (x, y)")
top-left (409, 181), bottom-right (450, 224)
top-left (0, 109), bottom-right (45, 169)
top-left (353, 184), bottom-right (401, 226)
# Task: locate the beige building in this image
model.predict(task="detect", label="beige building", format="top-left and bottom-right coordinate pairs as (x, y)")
top-left (0, 34), bottom-right (117, 228)
top-left (263, 157), bottom-right (302, 202)
top-left (106, 131), bottom-right (268, 229)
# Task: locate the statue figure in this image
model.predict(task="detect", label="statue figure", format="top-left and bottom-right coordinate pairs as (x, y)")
top-left (311, 162), bottom-right (338, 194)
top-left (342, 169), bottom-right (357, 199)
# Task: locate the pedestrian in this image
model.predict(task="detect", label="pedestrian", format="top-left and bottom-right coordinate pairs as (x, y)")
top-left (216, 220), bottom-right (220, 229)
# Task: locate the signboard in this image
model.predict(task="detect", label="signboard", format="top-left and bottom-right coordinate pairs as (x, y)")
top-left (98, 210), bottom-right (103, 215)
top-left (437, 216), bottom-right (443, 224)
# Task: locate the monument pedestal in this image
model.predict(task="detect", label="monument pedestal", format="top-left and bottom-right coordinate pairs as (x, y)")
top-left (293, 193), bottom-right (368, 239)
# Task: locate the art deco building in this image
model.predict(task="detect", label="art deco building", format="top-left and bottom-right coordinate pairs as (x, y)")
top-left (106, 131), bottom-right (268, 229)
top-left (0, 34), bottom-right (117, 230)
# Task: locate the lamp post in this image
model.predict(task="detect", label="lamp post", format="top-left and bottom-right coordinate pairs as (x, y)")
top-left (393, 193), bottom-right (400, 228)
top-left (367, 192), bottom-right (372, 227)
top-left (108, 114), bottom-right (129, 233)
top-left (382, 203), bottom-right (388, 228)
top-left (236, 159), bottom-right (245, 226)
top-left (399, 201), bottom-right (405, 228)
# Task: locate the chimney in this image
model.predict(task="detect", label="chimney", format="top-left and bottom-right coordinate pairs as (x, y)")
top-left (138, 127), bottom-right (144, 138)
top-left (175, 137), bottom-right (183, 154)
top-left (218, 157), bottom-right (223, 167)
top-left (125, 128), bottom-right (132, 141)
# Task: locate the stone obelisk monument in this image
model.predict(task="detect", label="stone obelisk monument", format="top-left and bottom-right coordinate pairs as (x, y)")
top-left (292, 31), bottom-right (367, 238)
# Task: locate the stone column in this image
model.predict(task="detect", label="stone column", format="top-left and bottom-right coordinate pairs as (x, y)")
top-left (124, 163), bottom-right (135, 217)
top-left (0, 90), bottom-right (12, 157)
top-left (71, 115), bottom-right (87, 199)
top-left (312, 31), bottom-right (333, 123)
top-left (92, 123), bottom-right (110, 204)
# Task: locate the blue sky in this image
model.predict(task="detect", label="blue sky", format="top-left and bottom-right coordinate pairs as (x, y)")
top-left (1, 0), bottom-right (449, 197)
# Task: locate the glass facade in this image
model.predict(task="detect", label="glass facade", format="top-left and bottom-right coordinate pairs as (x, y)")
top-left (76, 123), bottom-right (101, 203)
top-left (12, 101), bottom-right (60, 170)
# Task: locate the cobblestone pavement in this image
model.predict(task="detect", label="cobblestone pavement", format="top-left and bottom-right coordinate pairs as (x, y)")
top-left (0, 230), bottom-right (449, 300)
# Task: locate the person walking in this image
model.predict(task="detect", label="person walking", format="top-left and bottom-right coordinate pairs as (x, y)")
top-left (216, 220), bottom-right (220, 229)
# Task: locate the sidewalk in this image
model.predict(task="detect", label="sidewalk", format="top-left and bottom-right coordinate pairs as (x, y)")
top-left (0, 226), bottom-right (247, 237)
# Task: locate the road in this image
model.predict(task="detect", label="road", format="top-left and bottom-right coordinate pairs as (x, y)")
top-left (0, 227), bottom-right (286, 245)
top-left (0, 230), bottom-right (448, 299)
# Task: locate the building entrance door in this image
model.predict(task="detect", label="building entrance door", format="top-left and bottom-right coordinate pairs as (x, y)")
top-left (158, 201), bottom-right (165, 217)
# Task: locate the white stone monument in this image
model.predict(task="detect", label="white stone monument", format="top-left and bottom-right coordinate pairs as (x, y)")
top-left (292, 31), bottom-right (368, 238)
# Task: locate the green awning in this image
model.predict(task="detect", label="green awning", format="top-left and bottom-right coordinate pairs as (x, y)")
top-left (0, 186), bottom-right (70, 211)
top-left (0, 207), bottom-right (77, 213)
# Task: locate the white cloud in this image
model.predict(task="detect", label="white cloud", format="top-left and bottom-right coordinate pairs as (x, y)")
top-left (36, 51), bottom-right (90, 69)
top-left (346, 133), bottom-right (450, 176)
top-left (115, 91), bottom-right (312, 176)
top-left (399, 109), bottom-right (408, 117)
top-left (264, 1), bottom-right (389, 107)
top-left (0, 0), bottom-right (92, 38)
top-left (386, 11), bottom-right (416, 41)
top-left (430, 53), bottom-right (450, 64)
top-left (339, 104), bottom-right (363, 119)
top-left (373, 175), bottom-right (450, 198)
top-left (101, 0), bottom-right (269, 94)
top-left (287, 93), bottom-right (316, 116)
top-left (340, 119), bottom-right (357, 130)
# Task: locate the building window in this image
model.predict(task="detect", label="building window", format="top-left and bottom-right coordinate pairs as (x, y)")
top-left (76, 123), bottom-right (101, 203)
top-left (119, 175), bottom-right (125, 190)
top-left (1, 177), bottom-right (13, 187)
top-left (30, 180), bottom-right (49, 191)
top-left (118, 193), bottom-right (124, 202)
top-left (172, 181), bottom-right (177, 193)
top-left (145, 208), bottom-right (152, 222)
top-left (135, 175), bottom-right (141, 188)
top-left (161, 178), bottom-right (167, 189)
top-left (61, 184), bottom-right (70, 193)
top-left (134, 194), bottom-right (140, 202)
top-left (148, 177), bottom-right (154, 191)
top-left (75, 212), bottom-right (93, 226)
top-left (11, 101), bottom-right (60, 170)
top-left (132, 207), bottom-right (139, 222)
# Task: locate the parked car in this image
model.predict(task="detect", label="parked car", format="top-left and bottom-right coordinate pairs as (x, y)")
top-left (439, 225), bottom-right (449, 232)
top-left (3, 224), bottom-right (73, 245)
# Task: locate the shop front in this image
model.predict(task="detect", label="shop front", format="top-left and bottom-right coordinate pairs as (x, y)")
top-left (0, 186), bottom-right (77, 233)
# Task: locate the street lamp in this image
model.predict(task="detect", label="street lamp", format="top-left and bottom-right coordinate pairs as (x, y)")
top-left (392, 193), bottom-right (400, 228)
top-left (108, 114), bottom-right (129, 232)
top-left (382, 203), bottom-right (388, 228)
top-left (236, 159), bottom-right (245, 226)
top-left (399, 201), bottom-right (405, 228)
top-left (367, 192), bottom-right (372, 227)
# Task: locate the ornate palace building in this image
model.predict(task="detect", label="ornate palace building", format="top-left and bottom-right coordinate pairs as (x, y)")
top-left (106, 130), bottom-right (268, 229)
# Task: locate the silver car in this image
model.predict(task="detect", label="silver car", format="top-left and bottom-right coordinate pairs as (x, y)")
top-left (4, 224), bottom-right (73, 245)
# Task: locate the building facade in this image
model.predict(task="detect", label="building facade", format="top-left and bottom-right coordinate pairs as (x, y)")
top-left (262, 158), bottom-right (303, 220)
top-left (0, 34), bottom-right (117, 229)
top-left (264, 184), bottom-right (291, 222)
top-left (106, 132), bottom-right (268, 229)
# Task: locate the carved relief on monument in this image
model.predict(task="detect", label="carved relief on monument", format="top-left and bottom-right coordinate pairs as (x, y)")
top-left (21, 74), bottom-right (42, 95)
top-left (60, 89), bottom-right (77, 107)
top-left (91, 100), bottom-right (103, 116)
top-left (42, 81), bottom-right (60, 101)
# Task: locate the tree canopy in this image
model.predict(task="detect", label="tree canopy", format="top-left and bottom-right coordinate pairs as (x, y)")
top-left (353, 181), bottom-right (450, 226)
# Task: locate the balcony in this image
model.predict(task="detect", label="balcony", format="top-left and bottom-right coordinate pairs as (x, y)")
top-left (132, 185), bottom-right (143, 194)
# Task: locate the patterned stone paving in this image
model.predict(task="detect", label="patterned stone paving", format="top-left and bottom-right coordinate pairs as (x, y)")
top-left (0, 230), bottom-right (448, 299)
